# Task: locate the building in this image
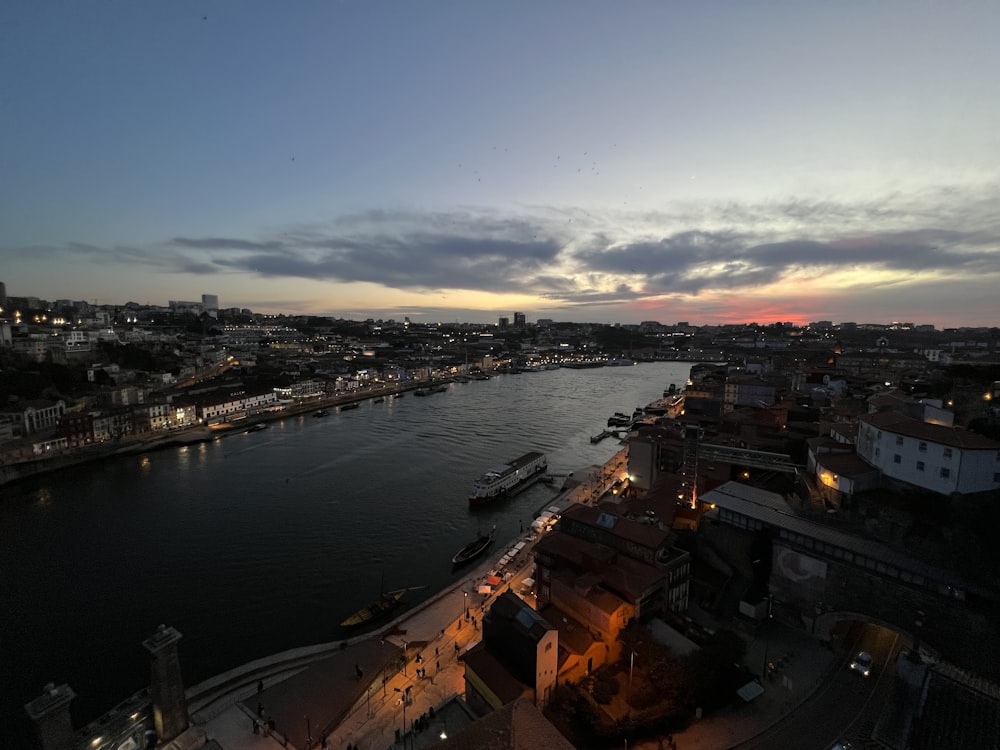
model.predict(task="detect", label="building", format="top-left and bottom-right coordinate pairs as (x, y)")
top-left (59, 411), bottom-right (95, 448)
top-left (513, 312), bottom-right (526, 328)
top-left (856, 411), bottom-right (1000, 495)
top-left (192, 386), bottom-right (279, 423)
top-left (201, 294), bottom-right (219, 318)
top-left (462, 592), bottom-right (559, 715)
top-left (0, 399), bottom-right (67, 436)
top-left (433, 695), bottom-right (575, 750)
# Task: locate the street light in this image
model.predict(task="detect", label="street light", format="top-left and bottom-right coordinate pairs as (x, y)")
top-left (761, 594), bottom-right (774, 681)
top-left (393, 686), bottom-right (411, 750)
top-left (464, 591), bottom-right (469, 617)
top-left (628, 650), bottom-right (637, 697)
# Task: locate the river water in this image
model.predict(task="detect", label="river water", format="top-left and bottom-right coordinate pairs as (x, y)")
top-left (1, 362), bottom-right (692, 737)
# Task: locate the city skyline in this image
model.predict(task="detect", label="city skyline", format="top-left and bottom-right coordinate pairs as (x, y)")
top-left (2, 2), bottom-right (999, 329)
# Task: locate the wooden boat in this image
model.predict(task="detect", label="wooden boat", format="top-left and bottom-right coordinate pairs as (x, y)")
top-left (451, 525), bottom-right (496, 566)
top-left (339, 585), bottom-right (426, 629)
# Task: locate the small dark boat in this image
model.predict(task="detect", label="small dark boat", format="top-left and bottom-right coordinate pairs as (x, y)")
top-left (451, 525), bottom-right (496, 566)
top-left (340, 585), bottom-right (426, 629)
top-left (340, 402), bottom-right (359, 411)
top-left (313, 409), bottom-right (330, 417)
top-left (373, 397), bottom-right (385, 403)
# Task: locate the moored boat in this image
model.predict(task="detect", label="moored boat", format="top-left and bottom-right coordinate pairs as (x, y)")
top-left (339, 585), bottom-right (426, 629)
top-left (451, 525), bottom-right (496, 566)
top-left (469, 452), bottom-right (547, 505)
top-left (340, 402), bottom-right (359, 411)
top-left (313, 409), bottom-right (330, 417)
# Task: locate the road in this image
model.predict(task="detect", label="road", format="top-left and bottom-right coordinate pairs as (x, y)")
top-left (738, 621), bottom-right (902, 750)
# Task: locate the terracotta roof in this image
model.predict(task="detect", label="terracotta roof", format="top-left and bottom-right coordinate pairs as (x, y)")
top-left (813, 451), bottom-right (880, 478)
top-left (537, 603), bottom-right (597, 656)
top-left (533, 533), bottom-right (665, 602)
top-left (560, 503), bottom-right (670, 550)
top-left (433, 695), bottom-right (575, 750)
top-left (829, 422), bottom-right (858, 441)
top-left (461, 642), bottom-right (529, 707)
top-left (910, 664), bottom-right (1000, 750)
top-left (860, 411), bottom-right (1000, 450)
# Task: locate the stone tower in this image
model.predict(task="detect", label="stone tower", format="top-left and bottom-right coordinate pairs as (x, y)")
top-left (142, 624), bottom-right (189, 742)
top-left (24, 683), bottom-right (75, 750)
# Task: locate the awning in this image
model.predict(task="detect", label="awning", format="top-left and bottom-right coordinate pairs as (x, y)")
top-left (477, 585), bottom-right (492, 594)
top-left (485, 575), bottom-right (502, 585)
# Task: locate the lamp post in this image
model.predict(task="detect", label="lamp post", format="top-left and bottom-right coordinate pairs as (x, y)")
top-left (628, 650), bottom-right (637, 698)
top-left (910, 609), bottom-right (925, 662)
top-left (464, 591), bottom-right (469, 617)
top-left (394, 686), bottom-right (411, 750)
top-left (761, 593), bottom-right (774, 681)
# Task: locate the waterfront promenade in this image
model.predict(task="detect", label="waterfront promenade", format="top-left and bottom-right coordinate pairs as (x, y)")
top-left (184, 447), bottom-right (838, 750)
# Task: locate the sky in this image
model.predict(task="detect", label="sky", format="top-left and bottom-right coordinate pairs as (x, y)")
top-left (1, 1), bottom-right (998, 328)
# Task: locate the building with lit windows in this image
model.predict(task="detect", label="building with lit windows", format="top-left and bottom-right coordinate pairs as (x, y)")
top-left (856, 411), bottom-right (1000, 495)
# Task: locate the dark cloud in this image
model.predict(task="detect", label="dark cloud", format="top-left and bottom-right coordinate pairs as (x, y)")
top-left (172, 237), bottom-right (287, 252)
top-left (14, 183), bottom-right (998, 312)
top-left (212, 233), bottom-right (562, 294)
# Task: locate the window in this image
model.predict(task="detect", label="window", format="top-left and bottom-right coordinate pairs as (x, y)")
top-left (919, 442), bottom-right (927, 453)
top-left (893, 454), bottom-right (901, 464)
top-left (895, 435), bottom-right (904, 446)
top-left (940, 467), bottom-right (951, 479)
top-left (917, 461), bottom-right (925, 471)
top-left (943, 448), bottom-right (953, 459)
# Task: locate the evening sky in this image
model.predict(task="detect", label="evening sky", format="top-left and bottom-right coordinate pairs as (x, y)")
top-left (2, 1), bottom-right (998, 327)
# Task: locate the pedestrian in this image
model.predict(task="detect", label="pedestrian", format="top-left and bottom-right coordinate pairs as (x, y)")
top-left (454, 642), bottom-right (460, 654)
top-left (436, 660), bottom-right (440, 671)
top-left (257, 679), bottom-right (263, 694)
top-left (257, 702), bottom-right (264, 717)
top-left (435, 646), bottom-right (439, 656)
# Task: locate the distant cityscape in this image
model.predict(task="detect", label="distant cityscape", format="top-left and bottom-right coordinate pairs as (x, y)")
top-left (5, 279), bottom-right (1000, 750)
top-left (1, 280), bottom-right (998, 468)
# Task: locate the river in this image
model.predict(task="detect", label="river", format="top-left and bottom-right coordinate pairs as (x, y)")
top-left (0, 361), bottom-right (693, 740)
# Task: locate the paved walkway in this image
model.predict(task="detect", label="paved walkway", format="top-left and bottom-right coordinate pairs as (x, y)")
top-left (195, 456), bottom-right (838, 750)
top-left (199, 544), bottom-right (534, 750)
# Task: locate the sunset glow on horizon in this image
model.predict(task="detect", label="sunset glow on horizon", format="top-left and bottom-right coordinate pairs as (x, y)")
top-left (2, 2), bottom-right (998, 328)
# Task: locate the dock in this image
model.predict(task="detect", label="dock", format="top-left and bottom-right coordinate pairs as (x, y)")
top-left (590, 428), bottom-right (629, 443)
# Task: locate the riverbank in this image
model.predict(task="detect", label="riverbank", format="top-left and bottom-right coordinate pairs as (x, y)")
top-left (0, 379), bottom-right (439, 488)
